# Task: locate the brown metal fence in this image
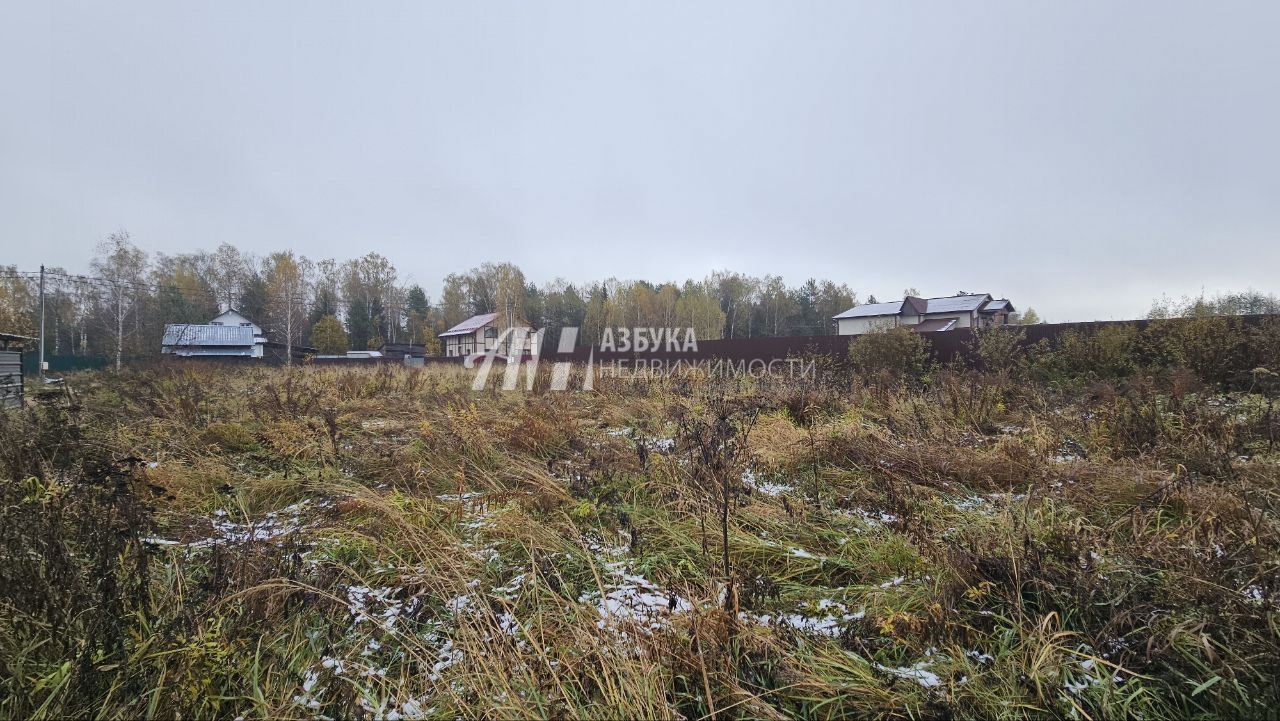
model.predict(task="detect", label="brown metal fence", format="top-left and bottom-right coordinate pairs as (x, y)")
top-left (158, 314), bottom-right (1280, 370)
top-left (534, 314), bottom-right (1278, 366)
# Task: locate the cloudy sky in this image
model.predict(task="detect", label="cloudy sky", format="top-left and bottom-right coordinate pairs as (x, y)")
top-left (3, 1), bottom-right (1278, 321)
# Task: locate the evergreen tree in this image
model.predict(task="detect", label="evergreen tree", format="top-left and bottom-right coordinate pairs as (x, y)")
top-left (237, 273), bottom-right (269, 325)
top-left (311, 314), bottom-right (347, 354)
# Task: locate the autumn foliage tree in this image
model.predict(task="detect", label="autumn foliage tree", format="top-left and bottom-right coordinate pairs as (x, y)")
top-left (311, 315), bottom-right (347, 355)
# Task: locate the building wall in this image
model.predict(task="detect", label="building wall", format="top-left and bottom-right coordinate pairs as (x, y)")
top-left (209, 310), bottom-right (263, 336)
top-left (836, 316), bottom-right (900, 336)
top-left (444, 326), bottom-right (538, 356)
top-left (978, 311), bottom-right (1009, 327)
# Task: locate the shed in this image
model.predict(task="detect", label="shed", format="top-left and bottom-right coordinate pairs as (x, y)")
top-left (378, 342), bottom-right (427, 362)
top-left (0, 332), bottom-right (33, 410)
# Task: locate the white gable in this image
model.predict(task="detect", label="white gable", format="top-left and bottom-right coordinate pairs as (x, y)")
top-left (209, 309), bottom-right (262, 336)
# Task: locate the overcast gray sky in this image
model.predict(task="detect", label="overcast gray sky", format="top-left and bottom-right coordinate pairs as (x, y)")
top-left (3, 1), bottom-right (1278, 321)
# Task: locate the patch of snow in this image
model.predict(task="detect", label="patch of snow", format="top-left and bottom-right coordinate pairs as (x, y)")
top-left (1064, 656), bottom-right (1123, 695)
top-left (590, 570), bottom-right (691, 631)
top-left (491, 573), bottom-right (527, 599)
top-left (345, 585), bottom-right (418, 634)
top-left (875, 661), bottom-right (942, 688)
top-left (292, 668), bottom-right (325, 710)
top-left (436, 491), bottom-right (484, 503)
top-left (950, 496), bottom-right (988, 512)
top-left (747, 598), bottom-right (865, 637)
top-left (967, 649), bottom-right (994, 664)
top-left (1242, 585), bottom-right (1265, 605)
top-left (743, 468), bottom-right (793, 497)
top-left (189, 500), bottom-right (316, 547)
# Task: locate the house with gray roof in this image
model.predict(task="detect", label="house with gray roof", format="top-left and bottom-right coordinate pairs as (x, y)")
top-left (162, 309), bottom-right (317, 363)
top-left (439, 312), bottom-right (539, 358)
top-left (162, 323), bottom-right (264, 358)
top-left (833, 293), bottom-right (1015, 336)
top-left (163, 307), bottom-right (266, 357)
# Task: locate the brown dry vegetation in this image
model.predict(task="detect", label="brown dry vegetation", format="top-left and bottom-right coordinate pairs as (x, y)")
top-left (1, 334), bottom-right (1279, 719)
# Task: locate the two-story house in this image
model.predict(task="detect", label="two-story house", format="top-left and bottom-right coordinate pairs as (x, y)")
top-left (439, 313), bottom-right (540, 358)
top-left (833, 293), bottom-right (1015, 336)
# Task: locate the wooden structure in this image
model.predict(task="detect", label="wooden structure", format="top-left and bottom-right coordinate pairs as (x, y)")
top-left (0, 332), bottom-right (33, 410)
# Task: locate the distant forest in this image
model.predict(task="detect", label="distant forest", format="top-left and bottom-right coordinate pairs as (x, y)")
top-left (2, 231), bottom-right (1273, 363)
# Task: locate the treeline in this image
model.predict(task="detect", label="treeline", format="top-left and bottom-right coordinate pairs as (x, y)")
top-left (5, 233), bottom-right (1270, 367)
top-left (1147, 291), bottom-right (1280, 319)
top-left (0, 233), bottom-right (893, 364)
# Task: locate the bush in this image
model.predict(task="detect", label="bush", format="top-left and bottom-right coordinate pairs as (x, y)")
top-left (847, 326), bottom-right (933, 382)
top-left (967, 325), bottom-right (1026, 374)
top-left (1024, 325), bottom-right (1139, 382)
top-left (1154, 316), bottom-right (1254, 388)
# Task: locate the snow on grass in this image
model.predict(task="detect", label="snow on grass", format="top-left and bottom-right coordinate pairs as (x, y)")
top-left (605, 426), bottom-right (676, 452)
top-left (745, 597), bottom-right (866, 637)
top-left (966, 649), bottom-right (995, 665)
top-left (846, 508), bottom-right (899, 527)
top-left (145, 500), bottom-right (321, 548)
top-left (592, 569), bottom-right (691, 631)
top-left (1063, 658), bottom-right (1123, 696)
top-left (578, 535), bottom-right (692, 633)
top-left (950, 495), bottom-right (990, 512)
top-left (875, 661), bottom-right (942, 688)
top-left (436, 491), bottom-right (485, 503)
top-left (292, 668), bottom-right (325, 710)
top-left (345, 585), bottom-right (419, 634)
top-left (743, 468), bottom-right (794, 496)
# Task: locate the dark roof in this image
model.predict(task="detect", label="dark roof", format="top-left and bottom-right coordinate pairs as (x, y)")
top-left (980, 298), bottom-right (1014, 313)
top-left (903, 296), bottom-right (928, 315)
top-left (833, 300), bottom-right (905, 319)
top-left (834, 293), bottom-right (1000, 320)
top-left (912, 318), bottom-right (958, 332)
top-left (439, 312), bottom-right (499, 337)
top-left (162, 324), bottom-right (256, 347)
top-left (0, 332), bottom-right (35, 344)
top-left (923, 294), bottom-right (991, 314)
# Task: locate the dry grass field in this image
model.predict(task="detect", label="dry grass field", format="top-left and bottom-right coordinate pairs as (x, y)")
top-left (2, 329), bottom-right (1279, 719)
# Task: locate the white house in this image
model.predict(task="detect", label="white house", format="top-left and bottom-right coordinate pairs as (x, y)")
top-left (834, 293), bottom-right (1015, 336)
top-left (439, 312), bottom-right (540, 358)
top-left (162, 308), bottom-right (268, 357)
top-left (208, 308), bottom-right (263, 337)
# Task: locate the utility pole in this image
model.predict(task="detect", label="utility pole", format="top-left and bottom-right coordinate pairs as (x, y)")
top-left (38, 265), bottom-right (46, 379)
top-left (116, 282), bottom-right (124, 371)
top-left (285, 290), bottom-right (293, 367)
